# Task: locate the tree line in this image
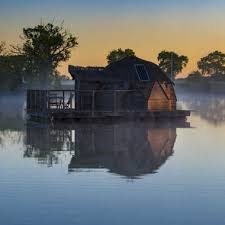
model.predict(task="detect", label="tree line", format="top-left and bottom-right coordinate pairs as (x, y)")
top-left (0, 21), bottom-right (225, 91)
top-left (0, 22), bottom-right (78, 91)
top-left (107, 48), bottom-right (225, 81)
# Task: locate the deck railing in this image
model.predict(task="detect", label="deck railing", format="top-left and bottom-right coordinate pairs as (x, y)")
top-left (27, 89), bottom-right (147, 116)
top-left (27, 90), bottom-right (76, 113)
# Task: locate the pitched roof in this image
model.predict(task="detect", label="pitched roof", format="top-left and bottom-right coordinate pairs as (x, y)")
top-left (69, 56), bottom-right (173, 84)
top-left (69, 65), bottom-right (119, 81)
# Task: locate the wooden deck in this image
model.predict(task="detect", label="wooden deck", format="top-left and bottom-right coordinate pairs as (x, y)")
top-left (28, 109), bottom-right (190, 121)
top-left (26, 89), bottom-right (190, 121)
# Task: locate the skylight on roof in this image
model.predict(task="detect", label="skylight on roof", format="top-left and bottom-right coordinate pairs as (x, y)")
top-left (135, 64), bottom-right (150, 81)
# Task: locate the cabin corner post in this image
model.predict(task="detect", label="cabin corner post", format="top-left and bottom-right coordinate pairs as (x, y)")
top-left (74, 79), bottom-right (77, 110)
top-left (75, 79), bottom-right (80, 111)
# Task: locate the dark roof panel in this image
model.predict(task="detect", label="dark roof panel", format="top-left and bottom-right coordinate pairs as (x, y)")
top-left (69, 65), bottom-right (122, 81)
top-left (69, 56), bottom-right (173, 84)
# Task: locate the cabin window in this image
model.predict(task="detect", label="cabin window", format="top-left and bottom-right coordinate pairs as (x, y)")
top-left (135, 64), bottom-right (150, 81)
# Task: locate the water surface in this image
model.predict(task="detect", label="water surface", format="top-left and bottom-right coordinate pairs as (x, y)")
top-left (0, 94), bottom-right (225, 225)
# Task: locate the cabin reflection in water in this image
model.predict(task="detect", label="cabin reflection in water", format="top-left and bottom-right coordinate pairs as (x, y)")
top-left (69, 123), bottom-right (180, 178)
top-left (25, 121), bottom-right (190, 177)
top-left (25, 125), bottom-right (75, 166)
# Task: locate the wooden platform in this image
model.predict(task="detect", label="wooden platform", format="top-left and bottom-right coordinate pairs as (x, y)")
top-left (28, 109), bottom-right (190, 121)
top-left (26, 89), bottom-right (190, 122)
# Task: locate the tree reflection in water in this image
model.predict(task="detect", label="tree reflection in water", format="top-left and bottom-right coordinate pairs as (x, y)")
top-left (25, 123), bottom-right (75, 166)
top-left (25, 121), bottom-right (190, 178)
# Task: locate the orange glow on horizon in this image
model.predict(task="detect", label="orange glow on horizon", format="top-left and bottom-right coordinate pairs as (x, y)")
top-left (1, 2), bottom-right (225, 78)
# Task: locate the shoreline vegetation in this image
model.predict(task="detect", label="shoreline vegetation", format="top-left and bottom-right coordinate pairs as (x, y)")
top-left (176, 75), bottom-right (225, 94)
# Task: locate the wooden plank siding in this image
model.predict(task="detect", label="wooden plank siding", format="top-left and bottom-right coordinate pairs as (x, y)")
top-left (148, 83), bottom-right (177, 111)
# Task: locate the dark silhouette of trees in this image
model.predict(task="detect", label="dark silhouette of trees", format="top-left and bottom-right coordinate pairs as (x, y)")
top-left (197, 51), bottom-right (225, 76)
top-left (0, 55), bottom-right (26, 91)
top-left (0, 41), bottom-right (26, 90)
top-left (107, 48), bottom-right (135, 64)
top-left (158, 51), bottom-right (189, 80)
top-left (13, 22), bottom-right (78, 86)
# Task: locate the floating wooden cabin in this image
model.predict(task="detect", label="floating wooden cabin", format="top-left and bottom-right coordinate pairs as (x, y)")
top-left (26, 56), bottom-right (190, 120)
top-left (70, 56), bottom-right (177, 112)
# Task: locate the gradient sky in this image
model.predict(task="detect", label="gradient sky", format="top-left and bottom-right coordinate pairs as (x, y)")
top-left (1, 0), bottom-right (225, 77)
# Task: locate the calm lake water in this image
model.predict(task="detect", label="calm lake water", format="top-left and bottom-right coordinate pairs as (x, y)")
top-left (0, 93), bottom-right (225, 225)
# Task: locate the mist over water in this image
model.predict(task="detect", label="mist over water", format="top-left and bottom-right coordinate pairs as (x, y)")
top-left (0, 92), bottom-right (225, 225)
top-left (177, 91), bottom-right (225, 126)
top-left (0, 94), bottom-right (25, 120)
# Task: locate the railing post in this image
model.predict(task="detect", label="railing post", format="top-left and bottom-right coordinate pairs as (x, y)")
top-left (92, 90), bottom-right (95, 117)
top-left (47, 90), bottom-right (50, 110)
top-left (44, 90), bottom-right (47, 112)
top-left (63, 90), bottom-right (65, 110)
top-left (74, 90), bottom-right (75, 110)
top-left (114, 90), bottom-right (117, 115)
top-left (34, 90), bottom-right (37, 113)
top-left (38, 90), bottom-right (41, 112)
top-left (27, 90), bottom-right (29, 111)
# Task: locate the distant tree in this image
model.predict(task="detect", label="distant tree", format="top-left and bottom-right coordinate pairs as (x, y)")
top-left (197, 51), bottom-right (225, 76)
top-left (107, 48), bottom-right (135, 64)
top-left (12, 22), bottom-right (78, 86)
top-left (187, 71), bottom-right (202, 81)
top-left (158, 51), bottom-right (189, 80)
top-left (59, 74), bottom-right (71, 80)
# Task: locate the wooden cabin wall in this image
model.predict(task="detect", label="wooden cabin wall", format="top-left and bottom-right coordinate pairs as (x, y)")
top-left (148, 100), bottom-right (170, 111)
top-left (78, 91), bottom-right (115, 112)
top-left (78, 80), bottom-right (127, 91)
top-left (103, 91), bottom-right (147, 112)
top-left (76, 79), bottom-right (177, 112)
top-left (77, 90), bottom-right (147, 112)
top-left (95, 92), bottom-right (114, 111)
top-left (148, 83), bottom-right (176, 111)
top-left (163, 83), bottom-right (177, 110)
top-left (168, 84), bottom-right (177, 110)
top-left (125, 92), bottom-right (147, 111)
top-left (79, 81), bottom-right (99, 91)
